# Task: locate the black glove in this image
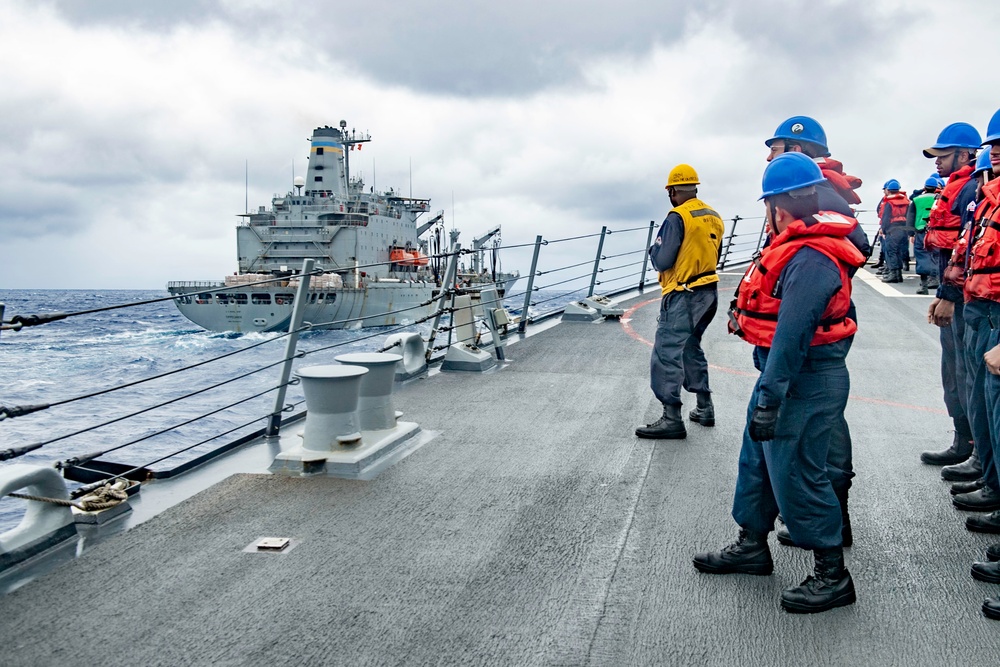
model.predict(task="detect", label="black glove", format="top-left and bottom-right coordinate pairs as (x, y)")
top-left (749, 406), bottom-right (779, 442)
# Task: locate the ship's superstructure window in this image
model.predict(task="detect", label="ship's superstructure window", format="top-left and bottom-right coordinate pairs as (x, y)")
top-left (317, 147), bottom-right (324, 155)
top-left (315, 176), bottom-right (323, 182)
top-left (251, 293), bottom-right (271, 305)
top-left (275, 293), bottom-right (295, 305)
top-left (235, 294), bottom-right (248, 304)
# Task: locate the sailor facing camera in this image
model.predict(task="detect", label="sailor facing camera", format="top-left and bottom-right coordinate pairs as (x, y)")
top-left (635, 164), bottom-right (724, 440)
top-left (692, 153), bottom-right (864, 614)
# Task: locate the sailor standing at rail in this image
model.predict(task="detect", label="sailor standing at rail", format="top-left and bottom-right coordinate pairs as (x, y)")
top-left (635, 164), bottom-right (723, 440)
top-left (920, 123), bottom-right (982, 472)
top-left (761, 115), bottom-right (870, 549)
top-left (692, 153), bottom-right (865, 614)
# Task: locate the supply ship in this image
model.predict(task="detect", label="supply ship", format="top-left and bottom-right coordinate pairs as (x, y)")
top-left (167, 122), bottom-right (518, 332)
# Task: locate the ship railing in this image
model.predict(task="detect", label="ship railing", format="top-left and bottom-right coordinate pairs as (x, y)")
top-left (0, 210), bottom-right (824, 541)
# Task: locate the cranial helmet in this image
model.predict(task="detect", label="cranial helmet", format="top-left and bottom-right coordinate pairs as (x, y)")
top-left (666, 163), bottom-right (699, 189)
top-left (759, 152), bottom-right (826, 200)
top-left (923, 122), bottom-right (983, 157)
top-left (765, 116), bottom-right (831, 157)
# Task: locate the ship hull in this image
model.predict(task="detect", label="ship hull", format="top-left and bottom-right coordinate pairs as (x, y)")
top-left (167, 281), bottom-right (437, 333)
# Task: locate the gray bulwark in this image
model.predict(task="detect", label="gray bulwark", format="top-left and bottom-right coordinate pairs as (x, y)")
top-left (3, 274), bottom-right (1000, 665)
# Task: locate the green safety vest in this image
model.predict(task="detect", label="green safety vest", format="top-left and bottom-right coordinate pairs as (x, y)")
top-left (913, 192), bottom-right (935, 232)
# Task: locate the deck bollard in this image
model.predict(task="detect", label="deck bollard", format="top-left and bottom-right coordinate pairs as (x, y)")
top-left (334, 352), bottom-right (403, 431)
top-left (296, 365), bottom-right (369, 451)
top-left (270, 361), bottom-right (423, 479)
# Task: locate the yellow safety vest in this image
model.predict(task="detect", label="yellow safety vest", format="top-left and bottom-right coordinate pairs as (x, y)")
top-left (659, 198), bottom-right (724, 294)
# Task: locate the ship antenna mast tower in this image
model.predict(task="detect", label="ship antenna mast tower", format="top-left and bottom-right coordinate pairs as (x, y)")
top-left (339, 119), bottom-right (371, 193)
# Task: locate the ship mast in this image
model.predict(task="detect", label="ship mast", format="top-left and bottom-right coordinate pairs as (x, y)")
top-left (338, 119), bottom-right (371, 193)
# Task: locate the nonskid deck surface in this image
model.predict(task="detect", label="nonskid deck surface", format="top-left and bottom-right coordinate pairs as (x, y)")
top-left (3, 269), bottom-right (998, 666)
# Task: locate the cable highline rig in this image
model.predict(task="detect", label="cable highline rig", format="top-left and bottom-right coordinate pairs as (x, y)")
top-left (165, 121), bottom-right (519, 333)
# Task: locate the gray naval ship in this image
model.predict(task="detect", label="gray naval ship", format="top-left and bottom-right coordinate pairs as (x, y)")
top-left (167, 122), bottom-right (518, 333)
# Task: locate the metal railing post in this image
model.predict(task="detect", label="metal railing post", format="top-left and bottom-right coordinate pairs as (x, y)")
top-left (265, 258), bottom-right (315, 437)
top-left (426, 245), bottom-right (461, 360)
top-left (588, 226), bottom-right (608, 297)
top-left (754, 218), bottom-right (767, 255)
top-left (638, 220), bottom-right (655, 291)
top-left (518, 235), bottom-right (543, 334)
top-left (719, 215), bottom-right (740, 269)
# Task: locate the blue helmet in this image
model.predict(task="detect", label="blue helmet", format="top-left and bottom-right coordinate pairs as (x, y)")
top-left (985, 108), bottom-right (1000, 145)
top-left (923, 122), bottom-right (983, 157)
top-left (765, 116), bottom-right (831, 157)
top-left (759, 152), bottom-right (826, 200)
top-left (883, 179), bottom-right (901, 191)
top-left (924, 176), bottom-right (942, 189)
top-left (974, 149), bottom-right (993, 176)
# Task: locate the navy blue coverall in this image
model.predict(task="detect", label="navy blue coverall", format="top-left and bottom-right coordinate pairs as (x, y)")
top-left (937, 179), bottom-right (979, 459)
top-left (732, 245), bottom-right (852, 550)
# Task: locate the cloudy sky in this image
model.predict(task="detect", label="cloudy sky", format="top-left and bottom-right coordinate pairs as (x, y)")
top-left (1, 0), bottom-right (998, 289)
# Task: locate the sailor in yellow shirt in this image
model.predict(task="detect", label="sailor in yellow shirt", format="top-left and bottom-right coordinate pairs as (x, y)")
top-left (636, 164), bottom-right (724, 439)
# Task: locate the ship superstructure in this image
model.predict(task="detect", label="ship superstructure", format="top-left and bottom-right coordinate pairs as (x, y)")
top-left (168, 122), bottom-right (516, 332)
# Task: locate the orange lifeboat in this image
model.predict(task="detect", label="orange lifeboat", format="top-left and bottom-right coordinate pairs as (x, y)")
top-left (389, 249), bottom-right (408, 264)
top-left (411, 251), bottom-right (429, 266)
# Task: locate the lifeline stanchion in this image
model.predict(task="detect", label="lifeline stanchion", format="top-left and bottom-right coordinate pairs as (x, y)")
top-left (720, 215), bottom-right (740, 268)
top-left (266, 258), bottom-right (315, 437)
top-left (587, 226), bottom-right (608, 298)
top-left (638, 220), bottom-right (655, 291)
top-left (518, 235), bottom-right (543, 334)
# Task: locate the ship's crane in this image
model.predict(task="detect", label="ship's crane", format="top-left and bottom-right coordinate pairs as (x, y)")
top-left (471, 226), bottom-right (501, 275)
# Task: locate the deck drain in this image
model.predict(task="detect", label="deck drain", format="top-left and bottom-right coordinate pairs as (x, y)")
top-left (243, 537), bottom-right (299, 555)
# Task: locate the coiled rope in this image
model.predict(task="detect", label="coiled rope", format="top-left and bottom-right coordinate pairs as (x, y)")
top-left (7, 480), bottom-right (132, 512)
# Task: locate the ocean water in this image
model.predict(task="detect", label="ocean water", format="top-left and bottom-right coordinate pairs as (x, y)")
top-left (0, 288), bottom-right (578, 533)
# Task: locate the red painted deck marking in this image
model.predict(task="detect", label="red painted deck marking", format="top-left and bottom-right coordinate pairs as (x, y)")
top-left (621, 295), bottom-right (948, 415)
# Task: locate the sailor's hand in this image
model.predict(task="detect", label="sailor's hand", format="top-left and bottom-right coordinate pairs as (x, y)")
top-left (986, 345), bottom-right (1000, 376)
top-left (749, 406), bottom-right (779, 442)
top-left (929, 299), bottom-right (955, 327)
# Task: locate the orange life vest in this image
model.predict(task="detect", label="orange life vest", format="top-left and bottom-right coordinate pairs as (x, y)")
top-left (882, 193), bottom-right (910, 225)
top-left (964, 179), bottom-right (1000, 301)
top-left (925, 165), bottom-right (975, 251)
top-left (730, 212), bottom-right (865, 347)
top-left (816, 158), bottom-right (863, 205)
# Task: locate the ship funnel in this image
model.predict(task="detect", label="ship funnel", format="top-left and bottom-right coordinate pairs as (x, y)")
top-left (305, 126), bottom-right (347, 197)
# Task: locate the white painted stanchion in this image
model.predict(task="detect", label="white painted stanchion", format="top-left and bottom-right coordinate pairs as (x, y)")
top-left (334, 353), bottom-right (403, 431)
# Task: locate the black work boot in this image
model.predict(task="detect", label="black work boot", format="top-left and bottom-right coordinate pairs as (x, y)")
top-left (986, 543), bottom-right (1000, 562)
top-left (916, 275), bottom-right (929, 295)
top-left (775, 515), bottom-right (796, 547)
top-left (951, 477), bottom-right (986, 495)
top-left (921, 432), bottom-right (974, 466)
top-left (966, 510), bottom-right (1000, 534)
top-left (953, 485), bottom-right (1000, 512)
top-left (689, 392), bottom-right (715, 427)
top-left (984, 598), bottom-right (1000, 620)
top-left (971, 560), bottom-right (1000, 583)
top-left (780, 547), bottom-right (857, 614)
top-left (692, 529), bottom-right (774, 576)
top-left (942, 449), bottom-right (983, 481)
top-left (635, 404), bottom-right (686, 439)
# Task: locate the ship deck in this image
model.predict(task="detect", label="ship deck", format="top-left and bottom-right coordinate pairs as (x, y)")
top-left (4, 268), bottom-right (999, 666)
